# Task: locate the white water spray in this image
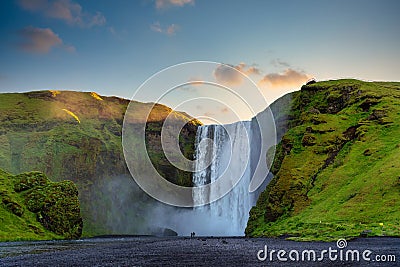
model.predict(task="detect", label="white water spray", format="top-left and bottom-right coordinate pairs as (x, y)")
top-left (191, 115), bottom-right (271, 236)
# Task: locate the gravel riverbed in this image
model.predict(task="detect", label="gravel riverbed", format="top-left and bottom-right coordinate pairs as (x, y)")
top-left (0, 237), bottom-right (398, 266)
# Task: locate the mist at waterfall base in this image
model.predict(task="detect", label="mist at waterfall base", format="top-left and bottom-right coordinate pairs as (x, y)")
top-left (96, 102), bottom-right (288, 238)
top-left (163, 115), bottom-right (277, 237)
top-left (97, 108), bottom-right (277, 236)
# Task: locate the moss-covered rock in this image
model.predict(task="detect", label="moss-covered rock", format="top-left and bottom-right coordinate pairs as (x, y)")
top-left (0, 169), bottom-right (83, 241)
top-left (301, 133), bottom-right (317, 146)
top-left (13, 171), bottom-right (48, 192)
top-left (2, 194), bottom-right (24, 217)
top-left (25, 179), bottom-right (82, 239)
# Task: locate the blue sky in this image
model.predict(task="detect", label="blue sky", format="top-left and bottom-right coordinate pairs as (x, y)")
top-left (0, 0), bottom-right (399, 123)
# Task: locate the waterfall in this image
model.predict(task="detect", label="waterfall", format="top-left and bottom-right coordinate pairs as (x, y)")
top-left (142, 109), bottom-right (275, 237)
top-left (191, 114), bottom-right (272, 236)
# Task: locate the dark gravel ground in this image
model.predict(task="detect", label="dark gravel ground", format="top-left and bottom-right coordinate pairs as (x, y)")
top-left (0, 237), bottom-right (398, 266)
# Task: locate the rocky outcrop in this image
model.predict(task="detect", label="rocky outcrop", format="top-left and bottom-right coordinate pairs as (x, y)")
top-left (0, 169), bottom-right (82, 240)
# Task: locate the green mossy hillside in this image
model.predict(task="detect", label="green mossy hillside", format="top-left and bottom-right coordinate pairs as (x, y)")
top-left (0, 168), bottom-right (82, 241)
top-left (0, 90), bottom-right (201, 236)
top-left (247, 79), bottom-right (400, 241)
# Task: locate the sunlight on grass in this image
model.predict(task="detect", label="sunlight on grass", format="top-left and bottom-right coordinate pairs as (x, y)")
top-left (247, 79), bottom-right (400, 241)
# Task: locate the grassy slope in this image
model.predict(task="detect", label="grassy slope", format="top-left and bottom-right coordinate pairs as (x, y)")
top-left (0, 90), bottom-right (201, 236)
top-left (247, 79), bottom-right (400, 241)
top-left (0, 168), bottom-right (82, 241)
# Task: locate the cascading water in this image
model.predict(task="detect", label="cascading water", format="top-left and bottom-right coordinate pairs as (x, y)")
top-left (141, 109), bottom-right (276, 237)
top-left (191, 114), bottom-right (273, 236)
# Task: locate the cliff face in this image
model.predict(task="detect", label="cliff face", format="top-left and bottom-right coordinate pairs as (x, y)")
top-left (247, 79), bottom-right (400, 241)
top-left (0, 90), bottom-right (200, 235)
top-left (0, 168), bottom-right (82, 241)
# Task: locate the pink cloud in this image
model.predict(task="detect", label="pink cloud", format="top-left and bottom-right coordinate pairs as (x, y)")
top-left (166, 24), bottom-right (179, 35)
top-left (259, 68), bottom-right (311, 88)
top-left (187, 77), bottom-right (205, 86)
top-left (17, 26), bottom-right (75, 54)
top-left (17, 0), bottom-right (106, 27)
top-left (150, 22), bottom-right (179, 36)
top-left (235, 63), bottom-right (262, 75)
top-left (16, 0), bottom-right (47, 11)
top-left (213, 63), bottom-right (261, 86)
top-left (214, 64), bottom-right (243, 86)
top-left (221, 107), bottom-right (229, 113)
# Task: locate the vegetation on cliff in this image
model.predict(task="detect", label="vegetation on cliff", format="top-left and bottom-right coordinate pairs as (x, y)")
top-left (0, 90), bottom-right (200, 236)
top-left (246, 79), bottom-right (400, 241)
top-left (0, 168), bottom-right (82, 241)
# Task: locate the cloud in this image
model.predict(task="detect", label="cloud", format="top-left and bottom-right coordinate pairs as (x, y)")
top-left (175, 78), bottom-right (204, 92)
top-left (258, 68), bottom-right (311, 88)
top-left (150, 22), bottom-right (162, 33)
top-left (176, 85), bottom-right (197, 92)
top-left (221, 107), bottom-right (229, 113)
top-left (187, 77), bottom-right (205, 86)
top-left (155, 0), bottom-right (194, 9)
top-left (213, 63), bottom-right (261, 86)
top-left (107, 26), bottom-right (124, 40)
top-left (166, 24), bottom-right (179, 35)
top-left (17, 26), bottom-right (75, 54)
top-left (16, 0), bottom-right (47, 11)
top-left (108, 26), bottom-right (117, 35)
top-left (271, 58), bottom-right (291, 68)
top-left (203, 112), bottom-right (215, 117)
top-left (17, 0), bottom-right (106, 27)
top-left (214, 64), bottom-right (243, 86)
top-left (87, 11), bottom-right (106, 27)
top-left (236, 63), bottom-right (262, 76)
top-left (150, 22), bottom-right (179, 36)
top-left (63, 44), bottom-right (76, 53)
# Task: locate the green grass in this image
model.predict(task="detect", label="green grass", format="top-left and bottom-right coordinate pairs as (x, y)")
top-left (247, 79), bottom-right (400, 241)
top-left (0, 169), bottom-right (82, 241)
top-left (0, 90), bottom-right (201, 237)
